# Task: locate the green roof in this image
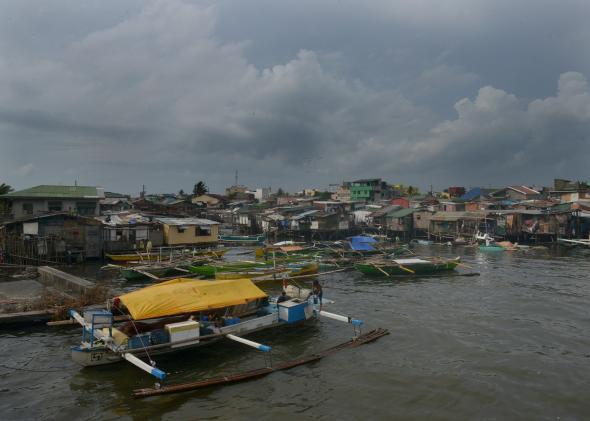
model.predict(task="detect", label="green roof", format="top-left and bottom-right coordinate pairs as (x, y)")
top-left (387, 208), bottom-right (414, 218)
top-left (1, 185), bottom-right (101, 199)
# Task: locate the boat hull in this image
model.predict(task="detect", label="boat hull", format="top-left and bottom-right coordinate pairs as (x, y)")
top-left (72, 313), bottom-right (285, 368)
top-left (355, 260), bottom-right (459, 276)
top-left (479, 245), bottom-right (505, 252)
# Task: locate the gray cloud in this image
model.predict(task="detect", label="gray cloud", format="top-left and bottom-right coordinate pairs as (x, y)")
top-left (0, 0), bottom-right (589, 194)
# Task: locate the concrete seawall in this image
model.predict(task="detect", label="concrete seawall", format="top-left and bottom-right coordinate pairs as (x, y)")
top-left (37, 266), bottom-right (95, 295)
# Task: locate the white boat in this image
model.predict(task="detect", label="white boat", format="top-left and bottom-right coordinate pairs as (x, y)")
top-left (69, 277), bottom-right (361, 380)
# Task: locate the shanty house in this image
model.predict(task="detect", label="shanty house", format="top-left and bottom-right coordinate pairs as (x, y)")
top-left (491, 186), bottom-right (541, 201)
top-left (156, 217), bottom-right (219, 246)
top-left (98, 213), bottom-right (163, 253)
top-left (1, 213), bottom-right (103, 262)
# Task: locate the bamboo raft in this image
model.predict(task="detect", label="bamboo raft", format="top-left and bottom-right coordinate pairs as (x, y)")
top-left (133, 328), bottom-right (389, 398)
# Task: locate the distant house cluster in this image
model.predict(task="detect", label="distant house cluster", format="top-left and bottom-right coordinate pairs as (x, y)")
top-left (1, 177), bottom-right (589, 263)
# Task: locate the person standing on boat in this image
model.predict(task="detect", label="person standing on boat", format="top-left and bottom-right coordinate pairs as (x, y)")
top-left (309, 280), bottom-right (323, 311)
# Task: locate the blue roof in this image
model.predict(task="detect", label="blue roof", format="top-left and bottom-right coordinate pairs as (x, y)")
top-left (350, 235), bottom-right (377, 251)
top-left (460, 187), bottom-right (496, 201)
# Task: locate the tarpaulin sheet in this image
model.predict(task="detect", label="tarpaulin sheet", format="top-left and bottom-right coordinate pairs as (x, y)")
top-left (350, 235), bottom-right (377, 251)
top-left (119, 278), bottom-right (267, 320)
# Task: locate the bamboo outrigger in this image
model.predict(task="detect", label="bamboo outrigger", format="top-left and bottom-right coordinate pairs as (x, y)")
top-left (68, 277), bottom-right (367, 387)
top-left (133, 328), bottom-right (389, 398)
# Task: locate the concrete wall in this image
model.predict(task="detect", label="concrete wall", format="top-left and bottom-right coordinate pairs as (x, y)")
top-left (11, 199), bottom-right (99, 219)
top-left (37, 266), bottom-right (95, 295)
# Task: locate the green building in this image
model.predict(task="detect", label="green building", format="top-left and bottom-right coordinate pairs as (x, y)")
top-left (349, 179), bottom-right (388, 202)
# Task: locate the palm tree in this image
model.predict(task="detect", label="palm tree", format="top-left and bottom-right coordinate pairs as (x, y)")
top-left (0, 183), bottom-right (12, 195)
top-left (0, 182), bottom-right (12, 214)
top-left (406, 186), bottom-right (420, 197)
top-left (193, 181), bottom-right (208, 196)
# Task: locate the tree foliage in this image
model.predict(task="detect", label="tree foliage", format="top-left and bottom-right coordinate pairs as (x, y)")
top-left (0, 182), bottom-right (12, 214)
top-left (276, 187), bottom-right (285, 197)
top-left (0, 183), bottom-right (12, 195)
top-left (193, 181), bottom-right (208, 196)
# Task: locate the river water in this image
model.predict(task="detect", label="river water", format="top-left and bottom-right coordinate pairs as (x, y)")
top-left (1, 245), bottom-right (589, 420)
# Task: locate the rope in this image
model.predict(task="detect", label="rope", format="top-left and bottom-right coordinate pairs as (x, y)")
top-left (111, 305), bottom-right (155, 366)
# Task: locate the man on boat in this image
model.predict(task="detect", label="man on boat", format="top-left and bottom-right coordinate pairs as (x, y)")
top-left (276, 291), bottom-right (289, 306)
top-left (309, 280), bottom-right (323, 311)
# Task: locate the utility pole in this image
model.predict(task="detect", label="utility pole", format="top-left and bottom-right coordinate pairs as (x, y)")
top-left (235, 170), bottom-right (238, 187)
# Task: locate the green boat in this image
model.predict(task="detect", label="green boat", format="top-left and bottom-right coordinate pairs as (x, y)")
top-left (479, 245), bottom-right (506, 252)
top-left (218, 234), bottom-right (266, 245)
top-left (120, 266), bottom-right (190, 282)
top-left (354, 257), bottom-right (461, 276)
top-left (187, 261), bottom-right (272, 278)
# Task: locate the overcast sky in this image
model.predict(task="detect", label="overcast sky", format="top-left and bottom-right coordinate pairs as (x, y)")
top-left (1, 0), bottom-right (589, 195)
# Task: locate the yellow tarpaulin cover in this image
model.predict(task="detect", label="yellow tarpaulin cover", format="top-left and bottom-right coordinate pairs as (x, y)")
top-left (118, 278), bottom-right (267, 320)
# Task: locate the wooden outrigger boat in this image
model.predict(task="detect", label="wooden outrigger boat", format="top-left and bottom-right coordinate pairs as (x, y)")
top-left (355, 256), bottom-right (461, 276)
top-left (119, 265), bottom-right (193, 282)
top-left (188, 261), bottom-right (319, 281)
top-left (69, 277), bottom-right (363, 382)
top-left (218, 234), bottom-right (266, 245)
top-left (105, 248), bottom-right (228, 263)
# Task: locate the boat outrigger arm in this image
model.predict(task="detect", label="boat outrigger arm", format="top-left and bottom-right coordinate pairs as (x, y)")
top-left (318, 310), bottom-right (363, 327)
top-left (69, 310), bottom-right (167, 381)
top-left (226, 334), bottom-right (272, 352)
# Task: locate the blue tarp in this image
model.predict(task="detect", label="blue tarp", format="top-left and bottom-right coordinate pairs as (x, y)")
top-left (350, 236), bottom-right (377, 251)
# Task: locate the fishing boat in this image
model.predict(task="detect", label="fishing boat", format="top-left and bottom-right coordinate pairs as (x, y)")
top-left (119, 265), bottom-right (192, 282)
top-left (478, 244), bottom-right (506, 252)
top-left (186, 261), bottom-right (271, 278)
top-left (410, 239), bottom-right (434, 246)
top-left (218, 234), bottom-right (266, 245)
top-left (105, 248), bottom-right (228, 263)
top-left (354, 257), bottom-right (461, 276)
top-left (69, 277), bottom-right (363, 381)
top-left (215, 263), bottom-right (319, 282)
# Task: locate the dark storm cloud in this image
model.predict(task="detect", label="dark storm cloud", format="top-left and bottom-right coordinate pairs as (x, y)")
top-left (0, 108), bottom-right (154, 140)
top-left (0, 0), bottom-right (589, 193)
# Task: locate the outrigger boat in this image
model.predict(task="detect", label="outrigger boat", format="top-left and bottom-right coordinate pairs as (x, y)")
top-left (119, 265), bottom-right (193, 282)
top-left (355, 256), bottom-right (461, 276)
top-left (105, 248), bottom-right (228, 263)
top-left (69, 277), bottom-right (362, 381)
top-left (218, 234), bottom-right (266, 245)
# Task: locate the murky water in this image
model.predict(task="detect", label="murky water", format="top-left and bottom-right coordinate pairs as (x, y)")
top-left (1, 246), bottom-right (590, 420)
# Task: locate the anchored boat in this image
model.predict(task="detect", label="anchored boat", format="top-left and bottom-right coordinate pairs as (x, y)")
top-left (69, 277), bottom-right (362, 381)
top-left (355, 256), bottom-right (461, 276)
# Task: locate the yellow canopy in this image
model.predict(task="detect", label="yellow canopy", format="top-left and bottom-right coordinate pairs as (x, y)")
top-left (118, 278), bottom-right (267, 320)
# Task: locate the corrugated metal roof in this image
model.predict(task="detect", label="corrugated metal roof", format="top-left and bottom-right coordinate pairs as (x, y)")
top-left (97, 213), bottom-right (153, 226)
top-left (509, 185), bottom-right (540, 195)
top-left (291, 210), bottom-right (319, 220)
top-left (388, 208), bottom-right (414, 218)
top-left (156, 217), bottom-right (219, 226)
top-left (1, 185), bottom-right (102, 199)
top-left (430, 211), bottom-right (487, 221)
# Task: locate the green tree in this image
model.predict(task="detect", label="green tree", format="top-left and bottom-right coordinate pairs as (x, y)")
top-left (406, 186), bottom-right (420, 196)
top-left (276, 187), bottom-right (285, 197)
top-left (178, 189), bottom-right (185, 197)
top-left (193, 181), bottom-right (208, 196)
top-left (0, 182), bottom-right (12, 214)
top-left (316, 191), bottom-right (332, 200)
top-left (0, 183), bottom-right (12, 195)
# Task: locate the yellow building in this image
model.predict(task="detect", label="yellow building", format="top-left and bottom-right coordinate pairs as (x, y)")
top-left (156, 217), bottom-right (219, 246)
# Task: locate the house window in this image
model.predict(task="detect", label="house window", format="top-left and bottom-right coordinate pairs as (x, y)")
top-left (48, 201), bottom-right (62, 212)
top-left (22, 203), bottom-right (33, 215)
top-left (195, 225), bottom-right (212, 237)
top-left (76, 202), bottom-right (96, 216)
